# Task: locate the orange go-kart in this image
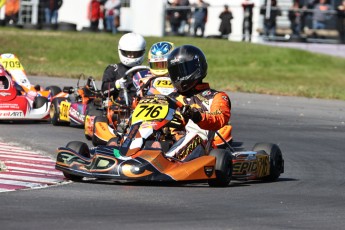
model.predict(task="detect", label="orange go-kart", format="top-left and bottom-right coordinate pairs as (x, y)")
top-left (56, 94), bottom-right (284, 187)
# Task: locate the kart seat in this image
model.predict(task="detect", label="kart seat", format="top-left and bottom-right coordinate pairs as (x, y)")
top-left (143, 141), bottom-right (171, 153)
top-left (0, 76), bottom-right (9, 90)
top-left (143, 141), bottom-right (162, 150)
top-left (83, 87), bottom-right (95, 97)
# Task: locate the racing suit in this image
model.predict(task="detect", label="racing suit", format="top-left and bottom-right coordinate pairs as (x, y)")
top-left (166, 82), bottom-right (231, 161)
top-left (101, 63), bottom-right (137, 101)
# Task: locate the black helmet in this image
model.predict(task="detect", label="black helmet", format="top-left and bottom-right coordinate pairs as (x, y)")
top-left (167, 45), bottom-right (208, 93)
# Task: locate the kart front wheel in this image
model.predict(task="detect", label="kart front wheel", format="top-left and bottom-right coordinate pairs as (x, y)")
top-left (63, 141), bottom-right (91, 181)
top-left (208, 149), bottom-right (232, 187)
top-left (252, 143), bottom-right (284, 182)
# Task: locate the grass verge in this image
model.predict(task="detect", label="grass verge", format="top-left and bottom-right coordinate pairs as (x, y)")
top-left (1, 27), bottom-right (345, 100)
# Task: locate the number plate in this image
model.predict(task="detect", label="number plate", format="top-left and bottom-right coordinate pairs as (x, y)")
top-left (0, 57), bottom-right (24, 71)
top-left (153, 77), bottom-right (173, 88)
top-left (59, 101), bottom-right (71, 122)
top-left (131, 101), bottom-right (169, 123)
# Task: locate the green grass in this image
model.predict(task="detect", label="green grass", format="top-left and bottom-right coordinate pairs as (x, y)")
top-left (1, 27), bottom-right (345, 100)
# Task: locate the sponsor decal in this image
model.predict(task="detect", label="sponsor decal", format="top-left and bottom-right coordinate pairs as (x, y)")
top-left (222, 95), bottom-right (229, 101)
top-left (204, 166), bottom-right (214, 177)
top-left (196, 93), bottom-right (209, 106)
top-left (170, 56), bottom-right (180, 64)
top-left (0, 104), bottom-right (19, 109)
top-left (202, 90), bottom-right (211, 96)
top-left (0, 111), bottom-right (24, 117)
top-left (256, 155), bottom-right (270, 178)
top-left (69, 107), bottom-right (85, 122)
top-left (176, 135), bottom-right (203, 160)
top-left (0, 92), bottom-right (11, 96)
top-left (233, 161), bottom-right (257, 174)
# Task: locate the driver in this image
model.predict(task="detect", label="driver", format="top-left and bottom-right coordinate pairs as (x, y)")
top-left (101, 32), bottom-right (146, 101)
top-left (133, 41), bottom-right (176, 97)
top-left (0, 64), bottom-right (10, 90)
top-left (165, 45), bottom-right (232, 161)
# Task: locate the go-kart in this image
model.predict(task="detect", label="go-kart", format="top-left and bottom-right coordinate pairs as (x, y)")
top-left (49, 75), bottom-right (103, 126)
top-left (85, 65), bottom-right (177, 146)
top-left (0, 53), bottom-right (61, 99)
top-left (56, 94), bottom-right (284, 187)
top-left (0, 65), bottom-right (50, 121)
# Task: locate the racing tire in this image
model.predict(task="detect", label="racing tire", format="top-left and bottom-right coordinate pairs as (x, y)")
top-left (106, 137), bottom-right (120, 146)
top-left (33, 96), bottom-right (49, 109)
top-left (85, 134), bottom-right (92, 141)
top-left (50, 97), bottom-right (68, 126)
top-left (252, 143), bottom-right (284, 182)
top-left (92, 116), bottom-right (109, 146)
top-left (63, 141), bottom-right (91, 181)
top-left (45, 86), bottom-right (62, 97)
top-left (208, 149), bottom-right (232, 187)
top-left (87, 102), bottom-right (103, 117)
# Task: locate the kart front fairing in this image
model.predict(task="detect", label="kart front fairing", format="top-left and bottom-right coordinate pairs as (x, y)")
top-left (56, 95), bottom-right (217, 181)
top-left (56, 144), bottom-right (216, 182)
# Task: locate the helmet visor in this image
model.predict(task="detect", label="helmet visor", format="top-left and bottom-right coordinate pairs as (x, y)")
top-left (149, 61), bottom-right (168, 70)
top-left (168, 59), bottom-right (198, 82)
top-left (120, 50), bottom-right (145, 58)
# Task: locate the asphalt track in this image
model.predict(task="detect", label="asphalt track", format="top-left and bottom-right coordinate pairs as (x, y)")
top-left (0, 73), bottom-right (344, 229)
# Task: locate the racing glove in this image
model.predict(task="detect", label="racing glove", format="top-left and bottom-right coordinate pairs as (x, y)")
top-left (115, 78), bottom-right (127, 90)
top-left (181, 105), bottom-right (202, 124)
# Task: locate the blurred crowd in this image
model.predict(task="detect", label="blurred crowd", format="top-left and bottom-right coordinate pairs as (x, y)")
top-left (1, 0), bottom-right (344, 43)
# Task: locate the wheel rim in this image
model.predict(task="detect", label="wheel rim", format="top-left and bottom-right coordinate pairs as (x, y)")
top-left (49, 104), bottom-right (55, 119)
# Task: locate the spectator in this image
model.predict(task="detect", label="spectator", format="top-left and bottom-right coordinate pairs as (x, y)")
top-left (218, 4), bottom-right (233, 38)
top-left (337, 0), bottom-right (345, 44)
top-left (88, 0), bottom-right (104, 31)
top-left (178, 0), bottom-right (191, 35)
top-left (242, 0), bottom-right (255, 42)
top-left (260, 0), bottom-right (282, 38)
top-left (43, 0), bottom-right (63, 25)
top-left (104, 0), bottom-right (121, 34)
top-left (4, 0), bottom-right (20, 25)
top-left (192, 0), bottom-right (209, 37)
top-left (312, 0), bottom-right (332, 30)
top-left (288, 1), bottom-right (302, 37)
top-left (167, 0), bottom-right (182, 35)
top-left (299, 0), bottom-right (316, 31)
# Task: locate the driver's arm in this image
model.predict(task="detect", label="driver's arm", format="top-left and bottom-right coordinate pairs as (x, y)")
top-left (197, 92), bottom-right (231, 131)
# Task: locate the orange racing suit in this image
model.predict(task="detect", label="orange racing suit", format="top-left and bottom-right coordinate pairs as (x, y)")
top-left (166, 82), bottom-right (231, 160)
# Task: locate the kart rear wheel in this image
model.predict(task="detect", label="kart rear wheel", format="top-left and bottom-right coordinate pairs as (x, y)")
top-left (46, 86), bottom-right (62, 97)
top-left (33, 96), bottom-right (48, 109)
top-left (92, 116), bottom-right (108, 146)
top-left (252, 143), bottom-right (284, 182)
top-left (50, 97), bottom-right (67, 126)
top-left (66, 141), bottom-right (91, 158)
top-left (63, 141), bottom-right (91, 181)
top-left (208, 149), bottom-right (232, 187)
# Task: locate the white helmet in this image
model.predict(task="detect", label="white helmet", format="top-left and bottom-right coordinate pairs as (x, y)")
top-left (118, 33), bottom-right (146, 67)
